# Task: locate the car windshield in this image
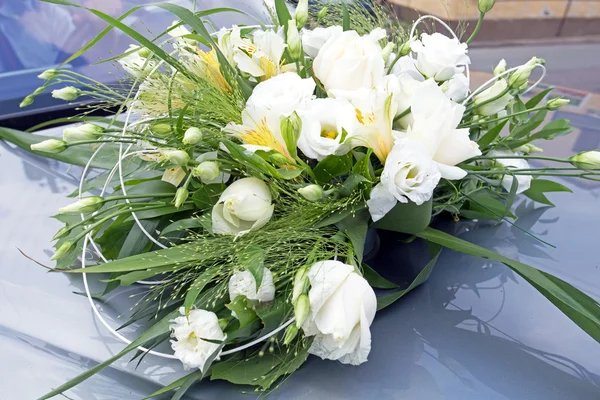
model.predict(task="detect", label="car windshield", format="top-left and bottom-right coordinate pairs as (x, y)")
top-left (0, 0), bottom-right (266, 120)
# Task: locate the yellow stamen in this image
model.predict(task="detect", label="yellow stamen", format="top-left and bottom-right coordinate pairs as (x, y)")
top-left (321, 130), bottom-right (338, 139)
top-left (259, 56), bottom-right (278, 80)
top-left (197, 48), bottom-right (231, 91)
top-left (240, 118), bottom-right (292, 159)
top-left (355, 108), bottom-right (375, 126)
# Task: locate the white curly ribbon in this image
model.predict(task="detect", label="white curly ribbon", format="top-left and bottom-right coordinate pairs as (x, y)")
top-left (78, 24), bottom-right (292, 361)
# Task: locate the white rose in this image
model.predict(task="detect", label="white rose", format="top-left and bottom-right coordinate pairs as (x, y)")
top-left (410, 32), bottom-right (470, 81)
top-left (389, 73), bottom-right (426, 129)
top-left (473, 79), bottom-right (513, 116)
top-left (389, 55), bottom-right (424, 82)
top-left (247, 72), bottom-right (315, 116)
top-left (367, 138), bottom-right (441, 221)
top-left (302, 260), bottom-right (377, 366)
top-left (301, 26), bottom-right (343, 58)
top-left (313, 28), bottom-right (386, 92)
top-left (297, 98), bottom-right (357, 160)
top-left (212, 177), bottom-right (274, 236)
top-left (488, 150), bottom-right (532, 194)
top-left (195, 151), bottom-right (230, 184)
top-left (442, 73), bottom-right (470, 102)
top-left (169, 309), bottom-right (225, 372)
top-left (228, 267), bottom-right (275, 303)
top-left (403, 81), bottom-right (481, 179)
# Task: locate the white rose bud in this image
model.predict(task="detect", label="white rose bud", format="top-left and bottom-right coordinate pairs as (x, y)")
top-left (570, 151), bottom-right (600, 170)
top-left (283, 324), bottom-right (299, 345)
top-left (193, 161), bottom-right (220, 183)
top-left (546, 98), bottom-right (570, 110)
top-left (38, 69), bottom-right (59, 80)
top-left (381, 42), bottom-right (395, 64)
top-left (59, 196), bottom-right (104, 214)
top-left (31, 139), bottom-right (67, 154)
top-left (292, 266), bottom-right (309, 303)
top-left (20, 95), bottom-right (34, 108)
top-left (479, 0), bottom-right (495, 13)
top-left (508, 57), bottom-right (544, 89)
top-left (298, 184), bottom-right (323, 202)
top-left (287, 21), bottom-right (303, 61)
top-left (295, 0), bottom-right (308, 28)
top-left (493, 59), bottom-right (506, 76)
top-left (228, 267), bottom-right (275, 303)
top-left (52, 87), bottom-right (81, 101)
top-left (294, 294), bottom-right (310, 328)
top-left (174, 187), bottom-right (189, 208)
top-left (183, 127), bottom-right (203, 145)
top-left (63, 124), bottom-right (104, 142)
top-left (163, 149), bottom-right (190, 166)
top-left (301, 260), bottom-right (377, 365)
top-left (398, 39), bottom-right (413, 57)
top-left (211, 177), bottom-right (274, 236)
top-left (152, 123), bottom-right (172, 136)
top-left (473, 80), bottom-right (513, 116)
top-left (169, 309), bottom-right (225, 372)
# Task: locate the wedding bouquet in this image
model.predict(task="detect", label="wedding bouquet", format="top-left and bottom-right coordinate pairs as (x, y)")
top-left (3, 0), bottom-right (600, 398)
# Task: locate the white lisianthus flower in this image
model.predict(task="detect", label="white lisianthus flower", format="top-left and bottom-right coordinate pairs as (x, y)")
top-left (367, 138), bottom-right (441, 221)
top-left (225, 73), bottom-right (315, 158)
top-left (402, 81), bottom-right (481, 179)
top-left (194, 151), bottom-right (230, 184)
top-left (302, 260), bottom-right (377, 366)
top-left (118, 45), bottom-right (156, 77)
top-left (52, 87), bottom-right (80, 101)
top-left (410, 33), bottom-right (470, 81)
top-left (297, 98), bottom-right (357, 160)
top-left (228, 267), bottom-right (275, 303)
top-left (389, 55), bottom-right (424, 81)
top-left (388, 73), bottom-right (426, 129)
top-left (62, 123), bottom-right (103, 142)
top-left (473, 79), bottom-right (513, 116)
top-left (212, 177), bottom-right (274, 236)
top-left (232, 27), bottom-right (293, 80)
top-left (488, 150), bottom-right (532, 194)
top-left (313, 28), bottom-right (386, 92)
top-left (442, 73), bottom-right (470, 102)
top-left (170, 309), bottom-right (225, 372)
top-left (301, 26), bottom-right (343, 58)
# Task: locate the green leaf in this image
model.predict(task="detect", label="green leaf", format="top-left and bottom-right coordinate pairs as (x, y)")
top-left (339, 173), bottom-right (370, 197)
top-left (417, 227), bottom-right (600, 345)
top-left (95, 217), bottom-right (135, 260)
top-left (184, 268), bottom-right (218, 310)
top-left (143, 371), bottom-right (203, 400)
top-left (314, 203), bottom-right (367, 228)
top-left (373, 199), bottom-right (432, 234)
top-left (510, 109), bottom-right (548, 139)
top-left (226, 296), bottom-right (258, 328)
top-left (313, 153), bottom-right (352, 184)
top-left (525, 87), bottom-right (553, 109)
top-left (352, 149), bottom-right (374, 179)
top-left (130, 205), bottom-right (193, 220)
top-left (236, 245), bottom-right (265, 289)
top-left (464, 190), bottom-right (516, 220)
top-left (253, 296), bottom-right (292, 335)
top-left (376, 243), bottom-right (442, 310)
top-left (336, 209), bottom-right (370, 262)
top-left (478, 120), bottom-right (508, 148)
top-left (118, 218), bottom-right (159, 259)
top-left (362, 263), bottom-right (399, 289)
top-left (342, 2), bottom-right (350, 30)
top-left (39, 309), bottom-right (178, 400)
top-left (0, 127), bottom-right (122, 170)
top-left (162, 217), bottom-right (204, 235)
top-left (66, 245), bottom-right (204, 273)
top-left (115, 265), bottom-right (174, 286)
top-left (523, 179), bottom-right (571, 206)
top-left (192, 184), bottom-right (224, 210)
top-left (273, 0), bottom-right (292, 27)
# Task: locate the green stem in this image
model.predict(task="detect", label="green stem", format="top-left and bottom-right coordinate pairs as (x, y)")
top-left (65, 139), bottom-right (137, 147)
top-left (104, 193), bottom-right (177, 202)
top-left (466, 12), bottom-right (485, 44)
top-left (393, 107), bottom-right (411, 123)
top-left (386, 51), bottom-right (402, 74)
top-left (460, 106), bottom-right (548, 128)
top-left (471, 155), bottom-right (572, 163)
top-left (62, 202), bottom-right (159, 233)
top-left (465, 87), bottom-right (511, 112)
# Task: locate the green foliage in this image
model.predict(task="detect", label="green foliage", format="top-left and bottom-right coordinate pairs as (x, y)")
top-left (523, 179), bottom-right (572, 206)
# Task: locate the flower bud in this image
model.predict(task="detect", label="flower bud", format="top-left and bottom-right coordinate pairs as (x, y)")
top-left (163, 149), bottom-right (190, 166)
top-left (51, 241), bottom-right (74, 261)
top-left (174, 187), bottom-right (189, 208)
top-left (182, 127), bottom-right (203, 145)
top-left (294, 0), bottom-right (308, 28)
top-left (52, 86), bottom-right (81, 101)
top-left (292, 266), bottom-right (309, 303)
top-left (20, 95), bottom-right (34, 108)
top-left (33, 87), bottom-right (45, 95)
top-left (280, 111), bottom-right (301, 154)
top-left (193, 161), bottom-right (220, 182)
top-left (283, 323), bottom-right (299, 345)
top-left (137, 47), bottom-right (152, 58)
top-left (31, 139), bottom-right (67, 154)
top-left (218, 318), bottom-right (230, 331)
top-left (493, 59), bottom-right (506, 76)
top-left (269, 152), bottom-right (293, 166)
top-left (298, 184), bottom-right (323, 202)
top-left (478, 0), bottom-right (495, 14)
top-left (151, 123), bottom-right (172, 136)
top-left (63, 124), bottom-right (104, 142)
top-left (516, 143), bottom-right (543, 154)
top-left (546, 98), bottom-right (570, 110)
top-left (381, 42), bottom-right (394, 64)
top-left (570, 151), bottom-right (600, 170)
top-left (287, 21), bottom-right (303, 61)
top-left (317, 6), bottom-right (328, 22)
top-left (38, 69), bottom-right (59, 80)
top-left (508, 57), bottom-right (544, 89)
top-left (59, 196), bottom-right (104, 214)
top-left (53, 226), bottom-right (71, 241)
top-left (294, 294), bottom-right (310, 328)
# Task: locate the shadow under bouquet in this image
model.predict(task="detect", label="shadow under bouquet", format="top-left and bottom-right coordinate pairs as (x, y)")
top-left (2, 0), bottom-right (600, 398)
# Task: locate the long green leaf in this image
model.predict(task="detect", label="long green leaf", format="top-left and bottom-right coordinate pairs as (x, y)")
top-left (184, 268), bottom-right (217, 310)
top-left (417, 227), bottom-right (600, 343)
top-left (0, 127), bottom-right (121, 170)
top-left (342, 2), bottom-right (351, 31)
top-left (274, 0), bottom-right (292, 27)
top-left (39, 309), bottom-right (178, 400)
top-left (376, 244), bottom-right (442, 310)
top-left (143, 370), bottom-right (202, 399)
top-left (478, 120), bottom-right (508, 148)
